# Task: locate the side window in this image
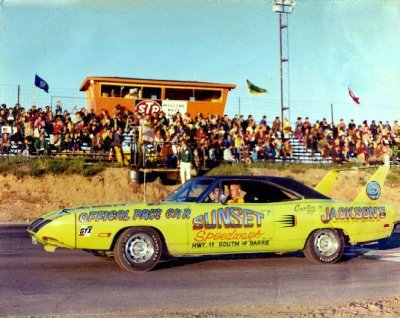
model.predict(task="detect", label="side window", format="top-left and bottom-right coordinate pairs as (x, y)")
top-left (202, 180), bottom-right (300, 204)
top-left (238, 181), bottom-right (299, 203)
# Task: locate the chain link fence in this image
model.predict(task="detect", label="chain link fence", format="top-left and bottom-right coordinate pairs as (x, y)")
top-left (0, 83), bottom-right (86, 114)
top-left (226, 95), bottom-right (400, 126)
top-left (1, 83), bottom-right (399, 127)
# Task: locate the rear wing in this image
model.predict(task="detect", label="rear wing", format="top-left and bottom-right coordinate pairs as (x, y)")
top-left (314, 165), bottom-right (390, 202)
top-left (314, 170), bottom-right (339, 197)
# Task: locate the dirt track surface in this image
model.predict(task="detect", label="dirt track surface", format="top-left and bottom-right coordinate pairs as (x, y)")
top-left (81, 298), bottom-right (400, 318)
top-left (1, 167), bottom-right (400, 317)
top-left (39, 298), bottom-right (399, 318)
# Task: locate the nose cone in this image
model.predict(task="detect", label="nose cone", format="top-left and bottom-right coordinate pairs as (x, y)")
top-left (28, 213), bottom-right (76, 249)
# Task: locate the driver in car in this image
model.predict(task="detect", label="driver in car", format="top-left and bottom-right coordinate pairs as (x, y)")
top-left (227, 183), bottom-right (244, 203)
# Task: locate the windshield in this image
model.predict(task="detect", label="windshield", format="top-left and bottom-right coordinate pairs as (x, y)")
top-left (163, 179), bottom-right (214, 202)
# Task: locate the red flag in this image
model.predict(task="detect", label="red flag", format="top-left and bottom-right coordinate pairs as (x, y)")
top-left (348, 87), bottom-right (360, 104)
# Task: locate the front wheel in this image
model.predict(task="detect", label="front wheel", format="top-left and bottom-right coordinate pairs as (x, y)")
top-left (303, 229), bottom-right (344, 264)
top-left (113, 227), bottom-right (162, 272)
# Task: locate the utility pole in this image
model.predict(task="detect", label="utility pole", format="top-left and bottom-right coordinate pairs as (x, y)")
top-left (272, 0), bottom-right (295, 130)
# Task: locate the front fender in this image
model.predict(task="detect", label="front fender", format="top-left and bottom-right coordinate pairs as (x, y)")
top-left (28, 213), bottom-right (76, 249)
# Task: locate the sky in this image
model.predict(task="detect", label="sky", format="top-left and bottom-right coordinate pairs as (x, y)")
top-left (0, 0), bottom-right (399, 124)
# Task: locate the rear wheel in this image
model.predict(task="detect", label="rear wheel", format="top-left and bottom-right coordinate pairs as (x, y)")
top-left (113, 227), bottom-right (162, 272)
top-left (303, 229), bottom-right (344, 264)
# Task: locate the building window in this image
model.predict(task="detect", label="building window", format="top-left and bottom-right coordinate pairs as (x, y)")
top-left (142, 87), bottom-right (161, 99)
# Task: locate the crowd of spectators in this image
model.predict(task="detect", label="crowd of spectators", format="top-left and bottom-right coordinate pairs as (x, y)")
top-left (0, 101), bottom-right (399, 168)
top-left (293, 116), bottom-right (400, 165)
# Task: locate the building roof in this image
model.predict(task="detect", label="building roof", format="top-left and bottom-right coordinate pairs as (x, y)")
top-left (79, 76), bottom-right (236, 91)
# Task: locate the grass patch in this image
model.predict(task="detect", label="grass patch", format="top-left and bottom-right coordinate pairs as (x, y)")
top-left (206, 162), bottom-right (339, 176)
top-left (0, 157), bottom-right (109, 177)
top-left (386, 168), bottom-right (400, 187)
top-left (206, 163), bottom-right (251, 176)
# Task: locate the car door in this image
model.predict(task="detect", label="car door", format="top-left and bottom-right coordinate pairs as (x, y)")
top-left (247, 181), bottom-right (306, 252)
top-left (187, 179), bottom-right (275, 255)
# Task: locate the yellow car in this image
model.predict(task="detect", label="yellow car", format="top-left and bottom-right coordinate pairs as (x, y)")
top-left (27, 166), bottom-right (399, 272)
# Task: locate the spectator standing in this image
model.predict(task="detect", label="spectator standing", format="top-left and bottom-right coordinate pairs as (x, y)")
top-left (179, 140), bottom-right (193, 184)
top-left (259, 115), bottom-right (267, 126)
top-left (233, 133), bottom-right (244, 162)
top-left (272, 116), bottom-right (281, 132)
top-left (303, 117), bottom-right (311, 131)
top-left (112, 126), bottom-right (128, 166)
top-left (282, 118), bottom-right (292, 136)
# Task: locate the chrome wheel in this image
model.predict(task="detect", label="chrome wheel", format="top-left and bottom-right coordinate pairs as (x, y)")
top-left (113, 227), bottom-right (162, 272)
top-left (125, 233), bottom-right (154, 264)
top-left (314, 230), bottom-right (339, 258)
top-left (303, 229), bottom-right (344, 264)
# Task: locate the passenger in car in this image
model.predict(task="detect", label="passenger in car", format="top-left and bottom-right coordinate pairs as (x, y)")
top-left (227, 183), bottom-right (244, 203)
top-left (211, 187), bottom-right (221, 202)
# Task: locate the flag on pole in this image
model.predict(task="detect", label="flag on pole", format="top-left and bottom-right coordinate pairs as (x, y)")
top-left (246, 79), bottom-right (268, 95)
top-left (347, 87), bottom-right (360, 104)
top-left (34, 74), bottom-right (49, 93)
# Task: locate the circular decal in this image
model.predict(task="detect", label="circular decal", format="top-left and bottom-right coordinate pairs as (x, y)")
top-left (135, 100), bottom-right (162, 115)
top-left (366, 181), bottom-right (381, 200)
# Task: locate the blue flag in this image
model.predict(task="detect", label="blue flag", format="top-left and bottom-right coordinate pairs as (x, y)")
top-left (34, 74), bottom-right (49, 93)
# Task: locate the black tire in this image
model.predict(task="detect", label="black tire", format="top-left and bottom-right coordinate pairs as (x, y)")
top-left (113, 227), bottom-right (162, 272)
top-left (303, 229), bottom-right (344, 264)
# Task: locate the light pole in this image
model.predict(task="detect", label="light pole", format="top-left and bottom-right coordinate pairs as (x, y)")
top-left (272, 0), bottom-right (295, 130)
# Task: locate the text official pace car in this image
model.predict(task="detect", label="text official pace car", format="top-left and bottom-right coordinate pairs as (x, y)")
top-left (27, 166), bottom-right (399, 272)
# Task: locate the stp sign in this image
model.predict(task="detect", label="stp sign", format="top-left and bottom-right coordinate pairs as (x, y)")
top-left (135, 100), bottom-right (162, 115)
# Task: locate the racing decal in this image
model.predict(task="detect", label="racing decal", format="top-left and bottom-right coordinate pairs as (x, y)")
top-left (321, 206), bottom-right (386, 224)
top-left (191, 238), bottom-right (269, 249)
top-left (276, 215), bottom-right (296, 227)
top-left (193, 230), bottom-right (266, 244)
top-left (192, 207), bottom-right (267, 245)
top-left (366, 181), bottom-right (381, 200)
top-left (192, 207), bottom-right (264, 230)
top-left (165, 208), bottom-right (191, 219)
top-left (133, 209), bottom-right (162, 220)
top-left (132, 208), bottom-right (190, 220)
top-left (79, 210), bottom-right (130, 223)
top-left (79, 226), bottom-right (93, 237)
top-left (294, 204), bottom-right (321, 215)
